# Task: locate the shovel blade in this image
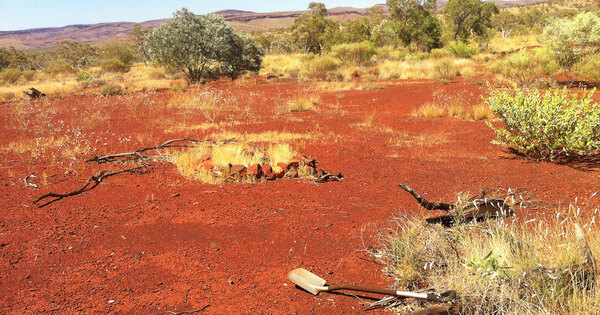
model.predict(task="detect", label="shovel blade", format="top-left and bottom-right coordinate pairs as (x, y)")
top-left (288, 268), bottom-right (327, 295)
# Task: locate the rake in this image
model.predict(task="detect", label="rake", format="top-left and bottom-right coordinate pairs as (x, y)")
top-left (288, 268), bottom-right (456, 303)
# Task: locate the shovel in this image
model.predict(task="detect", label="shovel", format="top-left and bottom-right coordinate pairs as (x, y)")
top-left (288, 268), bottom-right (456, 303)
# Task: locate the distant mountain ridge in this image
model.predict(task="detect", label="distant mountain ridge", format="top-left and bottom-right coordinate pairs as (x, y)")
top-left (0, 1), bottom-right (546, 51)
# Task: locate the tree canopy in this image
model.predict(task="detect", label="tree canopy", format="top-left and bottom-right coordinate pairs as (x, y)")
top-left (144, 8), bottom-right (263, 82)
top-left (291, 2), bottom-right (340, 54)
top-left (387, 0), bottom-right (442, 50)
top-left (443, 0), bottom-right (498, 42)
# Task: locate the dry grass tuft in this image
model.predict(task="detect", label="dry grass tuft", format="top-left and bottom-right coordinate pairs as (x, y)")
top-left (288, 94), bottom-right (320, 112)
top-left (413, 103), bottom-right (446, 118)
top-left (379, 201), bottom-right (600, 314)
top-left (168, 141), bottom-right (311, 184)
top-left (211, 131), bottom-right (314, 143)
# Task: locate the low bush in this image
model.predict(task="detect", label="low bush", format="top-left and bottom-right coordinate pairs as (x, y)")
top-left (101, 58), bottom-right (131, 73)
top-left (331, 41), bottom-right (376, 65)
top-left (22, 70), bottom-right (36, 81)
top-left (0, 68), bottom-right (22, 84)
top-left (44, 63), bottom-right (77, 76)
top-left (485, 85), bottom-right (600, 160)
top-left (101, 84), bottom-right (123, 96)
top-left (433, 58), bottom-right (459, 80)
top-left (489, 49), bottom-right (558, 87)
top-left (448, 42), bottom-right (477, 59)
top-left (308, 56), bottom-right (340, 81)
top-left (430, 48), bottom-right (451, 59)
top-left (577, 54), bottom-right (600, 84)
top-left (76, 71), bottom-right (92, 82)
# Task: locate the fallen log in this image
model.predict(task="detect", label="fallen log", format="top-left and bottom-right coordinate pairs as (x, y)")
top-left (399, 184), bottom-right (514, 227)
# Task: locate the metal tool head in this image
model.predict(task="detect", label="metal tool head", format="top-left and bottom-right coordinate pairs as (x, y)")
top-left (427, 290), bottom-right (457, 303)
top-left (288, 268), bottom-right (327, 295)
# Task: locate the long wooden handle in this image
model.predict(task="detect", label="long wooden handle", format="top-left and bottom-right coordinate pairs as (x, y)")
top-left (326, 284), bottom-right (398, 296)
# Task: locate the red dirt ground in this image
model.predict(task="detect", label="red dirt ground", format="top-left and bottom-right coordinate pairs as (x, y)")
top-left (1, 79), bottom-right (599, 314)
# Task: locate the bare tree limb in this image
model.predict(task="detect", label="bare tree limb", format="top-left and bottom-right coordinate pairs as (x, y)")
top-left (33, 165), bottom-right (148, 207)
top-left (87, 138), bottom-right (237, 163)
top-left (399, 183), bottom-right (515, 227)
top-left (398, 184), bottom-right (455, 211)
top-left (87, 138), bottom-right (199, 163)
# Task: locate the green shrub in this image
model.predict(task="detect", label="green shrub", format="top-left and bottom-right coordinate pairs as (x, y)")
top-left (489, 49), bottom-right (557, 87)
top-left (543, 12), bottom-right (600, 74)
top-left (76, 71), bottom-right (92, 82)
top-left (22, 70), bottom-right (36, 81)
top-left (101, 84), bottom-right (123, 96)
top-left (308, 56), bottom-right (340, 80)
top-left (0, 68), bottom-right (22, 83)
top-left (330, 41), bottom-right (376, 65)
top-left (448, 42), bottom-right (477, 58)
top-left (101, 58), bottom-right (130, 73)
top-left (485, 85), bottom-right (600, 160)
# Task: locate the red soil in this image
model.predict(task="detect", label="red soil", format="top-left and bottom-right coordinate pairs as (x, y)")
top-left (1, 79), bottom-right (599, 313)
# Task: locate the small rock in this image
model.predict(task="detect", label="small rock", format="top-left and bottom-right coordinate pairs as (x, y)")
top-left (230, 165), bottom-right (247, 178)
top-left (262, 164), bottom-right (275, 180)
top-left (247, 163), bottom-right (263, 179)
top-left (276, 162), bottom-right (288, 173)
top-left (274, 169), bottom-right (285, 179)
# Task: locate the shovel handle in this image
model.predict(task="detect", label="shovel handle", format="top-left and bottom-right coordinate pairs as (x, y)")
top-left (326, 284), bottom-right (400, 296)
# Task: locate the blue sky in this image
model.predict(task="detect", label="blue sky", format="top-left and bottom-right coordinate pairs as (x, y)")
top-left (0, 0), bottom-right (382, 31)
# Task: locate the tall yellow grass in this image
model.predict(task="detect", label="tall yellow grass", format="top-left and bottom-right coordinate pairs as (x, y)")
top-left (381, 201), bottom-right (600, 314)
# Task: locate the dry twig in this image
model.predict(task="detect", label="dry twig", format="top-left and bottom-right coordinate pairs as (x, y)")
top-left (33, 165), bottom-right (148, 207)
top-left (88, 138), bottom-right (199, 163)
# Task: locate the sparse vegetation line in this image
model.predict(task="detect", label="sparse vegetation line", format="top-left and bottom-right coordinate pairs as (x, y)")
top-left (87, 138), bottom-right (235, 164)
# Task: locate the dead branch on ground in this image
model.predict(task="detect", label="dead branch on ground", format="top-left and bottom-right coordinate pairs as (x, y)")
top-left (398, 184), bottom-right (516, 227)
top-left (315, 173), bottom-right (344, 184)
top-left (87, 138), bottom-right (199, 163)
top-left (87, 138), bottom-right (238, 163)
top-left (23, 87), bottom-right (46, 99)
top-left (33, 165), bottom-right (148, 207)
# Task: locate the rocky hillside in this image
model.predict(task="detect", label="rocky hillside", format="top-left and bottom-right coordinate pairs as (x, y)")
top-left (0, 1), bottom-right (545, 51)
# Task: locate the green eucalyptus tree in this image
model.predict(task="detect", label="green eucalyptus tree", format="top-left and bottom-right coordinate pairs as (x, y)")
top-left (387, 0), bottom-right (442, 50)
top-left (145, 8), bottom-right (263, 82)
top-left (442, 0), bottom-right (498, 43)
